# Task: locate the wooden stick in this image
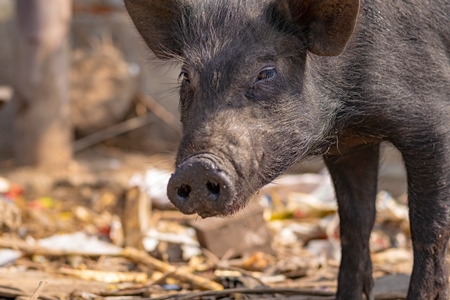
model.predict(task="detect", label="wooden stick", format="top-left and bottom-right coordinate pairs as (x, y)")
top-left (73, 93), bottom-right (181, 152)
top-left (29, 281), bottom-right (47, 300)
top-left (137, 93), bottom-right (181, 135)
top-left (1, 238), bottom-right (222, 291)
top-left (73, 113), bottom-right (158, 152)
top-left (122, 247), bottom-right (223, 291)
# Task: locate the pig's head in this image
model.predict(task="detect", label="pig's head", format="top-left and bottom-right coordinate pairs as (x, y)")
top-left (125, 0), bottom-right (359, 217)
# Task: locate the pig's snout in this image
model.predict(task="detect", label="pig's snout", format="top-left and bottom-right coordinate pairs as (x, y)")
top-left (167, 155), bottom-right (236, 218)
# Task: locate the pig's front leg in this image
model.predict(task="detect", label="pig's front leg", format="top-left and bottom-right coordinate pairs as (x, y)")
top-left (324, 144), bottom-right (380, 300)
top-left (399, 143), bottom-right (450, 300)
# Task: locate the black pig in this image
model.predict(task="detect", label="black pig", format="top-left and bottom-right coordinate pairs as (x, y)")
top-left (125, 0), bottom-right (450, 298)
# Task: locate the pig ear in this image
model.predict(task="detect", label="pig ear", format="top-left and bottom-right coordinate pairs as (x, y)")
top-left (124, 0), bottom-right (183, 59)
top-left (287, 0), bottom-right (360, 56)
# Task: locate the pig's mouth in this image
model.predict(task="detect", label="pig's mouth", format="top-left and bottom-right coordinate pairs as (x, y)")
top-left (167, 153), bottom-right (241, 218)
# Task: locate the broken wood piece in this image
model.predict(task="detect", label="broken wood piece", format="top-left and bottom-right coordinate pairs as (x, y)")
top-left (121, 186), bottom-right (151, 250)
top-left (122, 247), bottom-right (223, 291)
top-left (0, 196), bottom-right (22, 231)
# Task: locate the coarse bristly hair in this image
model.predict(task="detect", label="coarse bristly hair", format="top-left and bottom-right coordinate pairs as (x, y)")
top-left (171, 1), bottom-right (332, 157)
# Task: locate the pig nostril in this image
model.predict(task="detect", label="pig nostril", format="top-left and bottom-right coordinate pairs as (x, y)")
top-left (177, 184), bottom-right (191, 199)
top-left (206, 181), bottom-right (220, 197)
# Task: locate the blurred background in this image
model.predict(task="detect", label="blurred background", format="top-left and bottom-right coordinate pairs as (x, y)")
top-left (0, 0), bottom-right (182, 164)
top-left (0, 0), bottom-right (191, 206)
top-left (0, 0), bottom-right (406, 194)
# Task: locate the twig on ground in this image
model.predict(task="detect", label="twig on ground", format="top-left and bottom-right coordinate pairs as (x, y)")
top-left (122, 247), bottom-right (224, 291)
top-left (29, 281), bottom-right (47, 300)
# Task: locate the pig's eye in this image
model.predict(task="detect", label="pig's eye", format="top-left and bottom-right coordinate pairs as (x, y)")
top-left (257, 67), bottom-right (277, 82)
top-left (179, 69), bottom-right (190, 84)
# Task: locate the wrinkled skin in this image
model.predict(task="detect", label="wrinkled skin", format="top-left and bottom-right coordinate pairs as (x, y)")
top-left (125, 0), bottom-right (450, 299)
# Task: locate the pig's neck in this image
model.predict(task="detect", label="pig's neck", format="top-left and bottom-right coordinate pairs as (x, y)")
top-left (304, 51), bottom-right (385, 156)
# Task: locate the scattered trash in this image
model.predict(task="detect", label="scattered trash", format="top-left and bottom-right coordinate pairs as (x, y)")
top-left (0, 178), bottom-right (23, 231)
top-left (0, 177), bottom-right (11, 193)
top-left (376, 191), bottom-right (409, 223)
top-left (143, 226), bottom-right (201, 261)
top-left (262, 172), bottom-right (337, 221)
top-left (372, 248), bottom-right (412, 265)
top-left (0, 249), bottom-right (21, 266)
top-left (162, 284), bottom-right (181, 291)
top-left (129, 168), bottom-right (172, 209)
top-left (0, 168), bottom-right (414, 298)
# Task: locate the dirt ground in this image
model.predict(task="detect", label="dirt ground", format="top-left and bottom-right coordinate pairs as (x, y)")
top-left (0, 146), bottom-right (421, 300)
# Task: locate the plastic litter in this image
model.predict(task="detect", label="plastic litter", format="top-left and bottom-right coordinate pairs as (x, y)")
top-left (128, 168), bottom-right (172, 208)
top-left (38, 232), bottom-right (123, 255)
